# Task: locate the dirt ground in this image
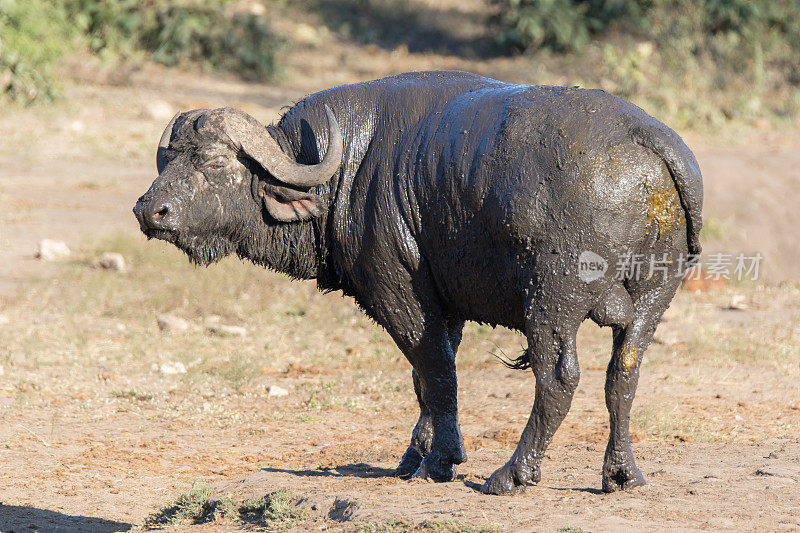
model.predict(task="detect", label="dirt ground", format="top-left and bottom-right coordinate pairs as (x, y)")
top-left (1, 12), bottom-right (800, 531)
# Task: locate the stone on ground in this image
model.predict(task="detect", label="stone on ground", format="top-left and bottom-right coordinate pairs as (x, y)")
top-left (157, 313), bottom-right (189, 333)
top-left (35, 240), bottom-right (70, 261)
top-left (206, 324), bottom-right (247, 337)
top-left (98, 252), bottom-right (126, 272)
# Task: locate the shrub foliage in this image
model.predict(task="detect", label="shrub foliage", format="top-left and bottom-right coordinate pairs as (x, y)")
top-left (0, 0), bottom-right (73, 103)
top-left (491, 0), bottom-right (800, 128)
top-left (66, 0), bottom-right (281, 79)
top-left (492, 0), bottom-right (800, 56)
top-left (492, 0), bottom-right (647, 52)
top-left (0, 0), bottom-right (281, 105)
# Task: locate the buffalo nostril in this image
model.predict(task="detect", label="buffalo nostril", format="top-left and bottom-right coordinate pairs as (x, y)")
top-left (154, 205), bottom-right (169, 219)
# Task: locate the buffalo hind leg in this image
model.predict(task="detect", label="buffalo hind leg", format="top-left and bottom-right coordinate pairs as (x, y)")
top-left (396, 320), bottom-right (464, 478)
top-left (603, 276), bottom-right (680, 492)
top-left (482, 308), bottom-right (583, 494)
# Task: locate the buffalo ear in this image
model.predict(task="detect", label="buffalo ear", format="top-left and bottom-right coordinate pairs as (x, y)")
top-left (255, 180), bottom-right (325, 222)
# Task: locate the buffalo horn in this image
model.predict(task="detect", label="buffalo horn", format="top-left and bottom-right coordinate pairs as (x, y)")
top-left (224, 105), bottom-right (343, 188)
top-left (156, 112), bottom-right (180, 174)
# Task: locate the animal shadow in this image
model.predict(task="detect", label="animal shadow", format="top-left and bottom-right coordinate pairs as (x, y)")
top-left (0, 504), bottom-right (131, 533)
top-left (461, 477), bottom-right (603, 495)
top-left (261, 462), bottom-right (397, 479)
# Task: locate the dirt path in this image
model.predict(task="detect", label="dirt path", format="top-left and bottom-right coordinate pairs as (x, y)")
top-left (1, 349), bottom-right (798, 531)
top-left (218, 439), bottom-right (800, 532)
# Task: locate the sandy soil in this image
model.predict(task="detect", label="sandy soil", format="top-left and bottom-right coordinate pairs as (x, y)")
top-left (1, 14), bottom-right (799, 531)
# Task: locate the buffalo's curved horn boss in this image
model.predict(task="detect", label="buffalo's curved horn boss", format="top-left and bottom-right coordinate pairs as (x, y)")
top-left (224, 104), bottom-right (343, 188)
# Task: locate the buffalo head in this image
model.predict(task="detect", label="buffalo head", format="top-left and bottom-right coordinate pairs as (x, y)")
top-left (133, 106), bottom-right (343, 265)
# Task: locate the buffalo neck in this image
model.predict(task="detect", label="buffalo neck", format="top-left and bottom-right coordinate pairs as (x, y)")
top-left (236, 213), bottom-right (321, 281)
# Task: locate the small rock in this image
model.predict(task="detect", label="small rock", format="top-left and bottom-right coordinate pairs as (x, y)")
top-left (159, 361), bottom-right (187, 375)
top-left (206, 324), bottom-right (247, 337)
top-left (728, 294), bottom-right (748, 310)
top-left (143, 100), bottom-right (175, 121)
top-left (267, 385), bottom-right (289, 397)
top-left (157, 313), bottom-right (189, 333)
top-left (204, 314), bottom-right (222, 325)
top-left (0, 364), bottom-right (4, 376)
top-left (98, 252), bottom-right (126, 272)
top-left (35, 239), bottom-right (70, 261)
top-left (58, 119), bottom-right (84, 132)
top-left (0, 313), bottom-right (9, 326)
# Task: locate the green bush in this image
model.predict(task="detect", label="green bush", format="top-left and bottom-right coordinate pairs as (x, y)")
top-left (66, 0), bottom-right (146, 58)
top-left (66, 0), bottom-right (282, 79)
top-left (491, 0), bottom-right (648, 52)
top-left (0, 0), bottom-right (74, 104)
top-left (491, 0), bottom-right (800, 128)
top-left (1, 0), bottom-right (282, 106)
top-left (493, 0), bottom-right (800, 58)
top-left (142, 3), bottom-right (280, 79)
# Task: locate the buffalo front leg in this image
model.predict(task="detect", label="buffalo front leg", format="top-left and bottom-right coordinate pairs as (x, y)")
top-left (391, 319), bottom-right (465, 482)
top-left (395, 369), bottom-right (432, 477)
top-left (411, 342), bottom-right (465, 482)
top-left (603, 278), bottom-right (679, 492)
top-left (396, 320), bottom-right (465, 478)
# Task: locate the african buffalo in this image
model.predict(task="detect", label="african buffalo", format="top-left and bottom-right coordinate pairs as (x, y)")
top-left (133, 70), bottom-right (702, 494)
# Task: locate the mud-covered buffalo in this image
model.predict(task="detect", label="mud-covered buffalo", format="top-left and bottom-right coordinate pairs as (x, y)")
top-left (134, 70), bottom-right (702, 494)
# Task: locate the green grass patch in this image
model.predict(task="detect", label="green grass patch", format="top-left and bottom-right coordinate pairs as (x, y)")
top-left (631, 404), bottom-right (726, 443)
top-left (240, 489), bottom-right (308, 529)
top-left (197, 352), bottom-right (260, 393)
top-left (145, 485), bottom-right (308, 530)
top-left (110, 389), bottom-right (153, 401)
top-left (204, 495), bottom-right (239, 522)
top-left (688, 317), bottom-right (800, 368)
top-left (145, 480), bottom-right (213, 529)
top-left (0, 231), bottom-right (402, 407)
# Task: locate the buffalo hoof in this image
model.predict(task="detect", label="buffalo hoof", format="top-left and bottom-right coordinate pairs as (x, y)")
top-left (481, 461), bottom-right (540, 495)
top-left (412, 450), bottom-right (458, 482)
top-left (395, 447), bottom-right (424, 479)
top-left (602, 466), bottom-right (646, 493)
